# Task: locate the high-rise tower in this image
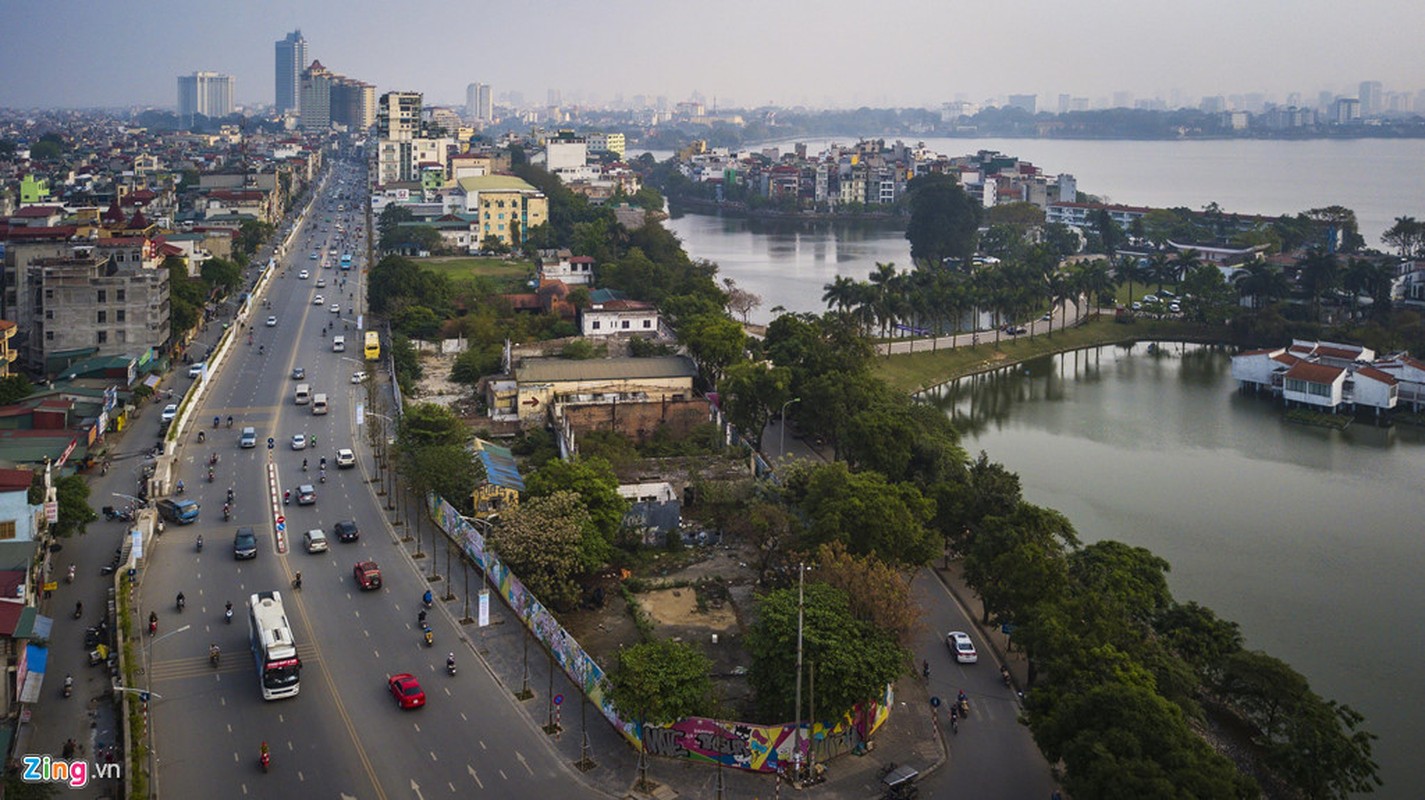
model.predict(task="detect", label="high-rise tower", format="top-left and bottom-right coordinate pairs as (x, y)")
top-left (465, 83), bottom-right (493, 122)
top-left (177, 71), bottom-right (235, 125)
top-left (275, 30), bottom-right (308, 114)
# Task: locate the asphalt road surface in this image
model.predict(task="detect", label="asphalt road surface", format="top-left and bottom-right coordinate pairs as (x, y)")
top-left (146, 161), bottom-right (594, 800)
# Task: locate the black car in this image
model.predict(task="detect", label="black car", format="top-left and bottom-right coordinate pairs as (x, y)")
top-left (233, 527), bottom-right (257, 560)
top-left (334, 520), bottom-right (359, 542)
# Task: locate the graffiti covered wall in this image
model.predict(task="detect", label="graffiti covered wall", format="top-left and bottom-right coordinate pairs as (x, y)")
top-left (430, 494), bottom-right (893, 772)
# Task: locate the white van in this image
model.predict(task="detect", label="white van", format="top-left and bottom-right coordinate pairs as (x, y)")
top-left (294, 383), bottom-right (311, 405)
top-left (332, 335), bottom-right (345, 353)
top-left (312, 393), bottom-right (329, 415)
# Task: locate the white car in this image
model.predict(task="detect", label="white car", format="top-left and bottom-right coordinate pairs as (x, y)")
top-left (298, 270), bottom-right (310, 280)
top-left (160, 403), bottom-right (178, 423)
top-left (291, 433), bottom-right (307, 450)
top-left (947, 631), bottom-right (978, 664)
top-left (316, 278), bottom-right (327, 288)
top-left (187, 362), bottom-right (205, 378)
top-left (314, 295), bottom-right (324, 305)
top-left (266, 316), bottom-right (277, 327)
top-left (1169, 302), bottom-right (1182, 314)
top-left (330, 303), bottom-right (340, 313)
top-left (351, 371), bottom-right (367, 384)
top-left (335, 448), bottom-right (356, 469)
top-left (304, 528), bottom-right (329, 553)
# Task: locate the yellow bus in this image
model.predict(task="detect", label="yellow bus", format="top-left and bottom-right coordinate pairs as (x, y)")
top-left (363, 330), bottom-right (380, 361)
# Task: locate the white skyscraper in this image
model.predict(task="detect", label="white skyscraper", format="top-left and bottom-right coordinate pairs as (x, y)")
top-left (177, 71), bottom-right (235, 124)
top-left (466, 82), bottom-right (493, 122)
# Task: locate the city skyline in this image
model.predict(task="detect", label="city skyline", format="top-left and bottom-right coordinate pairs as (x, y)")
top-left (2, 0), bottom-right (1424, 112)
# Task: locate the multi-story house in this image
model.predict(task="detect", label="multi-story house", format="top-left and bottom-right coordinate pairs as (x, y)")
top-left (16, 246), bottom-right (170, 375)
top-left (454, 175), bottom-right (548, 248)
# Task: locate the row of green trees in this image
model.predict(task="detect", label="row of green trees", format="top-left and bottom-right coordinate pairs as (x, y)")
top-left (165, 256), bottom-right (242, 342)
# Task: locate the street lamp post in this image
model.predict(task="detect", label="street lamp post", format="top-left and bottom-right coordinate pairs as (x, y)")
top-left (779, 398), bottom-right (802, 460)
top-left (144, 623), bottom-right (191, 798)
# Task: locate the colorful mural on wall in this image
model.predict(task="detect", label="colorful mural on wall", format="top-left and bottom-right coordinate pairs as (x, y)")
top-left (430, 495), bottom-right (893, 773)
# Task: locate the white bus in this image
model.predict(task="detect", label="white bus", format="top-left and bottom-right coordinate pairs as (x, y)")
top-left (248, 591), bottom-right (301, 700)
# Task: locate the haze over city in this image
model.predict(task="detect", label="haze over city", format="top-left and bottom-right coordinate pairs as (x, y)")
top-left (2, 0), bottom-right (1423, 110)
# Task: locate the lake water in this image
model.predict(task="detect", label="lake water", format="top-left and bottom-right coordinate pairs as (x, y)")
top-left (654, 137), bottom-right (1425, 795)
top-left (925, 343), bottom-right (1424, 796)
top-left (657, 137), bottom-right (1425, 324)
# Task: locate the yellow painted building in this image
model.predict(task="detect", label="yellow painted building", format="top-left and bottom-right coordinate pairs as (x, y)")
top-left (0, 320), bottom-right (16, 377)
top-left (456, 175), bottom-right (549, 248)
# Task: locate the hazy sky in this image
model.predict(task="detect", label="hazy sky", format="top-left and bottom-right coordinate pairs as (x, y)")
top-left (3, 0), bottom-right (1423, 110)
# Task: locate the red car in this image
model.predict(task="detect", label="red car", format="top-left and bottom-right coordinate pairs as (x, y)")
top-left (354, 560), bottom-right (382, 590)
top-left (388, 673), bottom-right (425, 709)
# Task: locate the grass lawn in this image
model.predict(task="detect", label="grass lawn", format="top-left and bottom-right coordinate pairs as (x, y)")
top-left (874, 315), bottom-right (1225, 394)
top-left (415, 256), bottom-right (534, 283)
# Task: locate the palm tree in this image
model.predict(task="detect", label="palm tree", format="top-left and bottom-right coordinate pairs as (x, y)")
top-left (1047, 271), bottom-right (1071, 336)
top-left (1116, 255), bottom-right (1139, 308)
top-left (1238, 262), bottom-right (1290, 310)
top-left (1148, 251), bottom-right (1173, 294)
top-left (821, 275), bottom-right (860, 312)
top-left (1079, 259), bottom-right (1115, 319)
top-left (1296, 247), bottom-right (1339, 322)
top-left (867, 262), bottom-right (900, 338)
top-left (1171, 248), bottom-right (1202, 290)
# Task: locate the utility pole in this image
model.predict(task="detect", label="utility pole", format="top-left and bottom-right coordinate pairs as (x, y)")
top-left (792, 561), bottom-right (805, 783)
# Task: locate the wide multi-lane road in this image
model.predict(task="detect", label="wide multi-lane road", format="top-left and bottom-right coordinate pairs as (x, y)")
top-left (146, 160), bottom-right (593, 799)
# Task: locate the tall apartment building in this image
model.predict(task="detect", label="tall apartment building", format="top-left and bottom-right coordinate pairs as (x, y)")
top-left (377, 92), bottom-right (425, 185)
top-left (274, 30), bottom-right (308, 115)
top-left (1007, 94), bottom-right (1037, 114)
top-left (177, 72), bottom-right (235, 124)
top-left (379, 92), bottom-right (422, 140)
top-left (331, 78), bottom-right (376, 131)
top-left (302, 61), bottom-right (375, 132)
top-left (466, 83), bottom-right (493, 122)
top-left (299, 61), bottom-right (332, 131)
top-left (1358, 81), bottom-right (1383, 116)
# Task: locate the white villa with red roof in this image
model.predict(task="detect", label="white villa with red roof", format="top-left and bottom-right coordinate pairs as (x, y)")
top-left (1230, 339), bottom-right (1420, 418)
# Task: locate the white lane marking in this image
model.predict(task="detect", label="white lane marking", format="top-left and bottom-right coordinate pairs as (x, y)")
top-left (468, 764), bottom-right (483, 789)
top-left (498, 769), bottom-right (508, 781)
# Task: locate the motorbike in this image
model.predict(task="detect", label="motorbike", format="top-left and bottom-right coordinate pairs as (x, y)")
top-left (176, 594), bottom-right (186, 612)
top-left (213, 416), bottom-right (220, 428)
top-left (197, 430), bottom-right (205, 443)
top-left (225, 606), bottom-right (234, 624)
top-left (1001, 666), bottom-right (1012, 688)
top-left (210, 648), bottom-right (221, 668)
top-left (74, 602), bottom-right (84, 620)
top-left (66, 564), bottom-right (75, 584)
top-left (423, 626), bottom-right (434, 647)
top-left (196, 535), bottom-right (204, 552)
top-left (259, 747), bottom-right (270, 773)
top-left (319, 470), bottom-right (326, 484)
top-left (63, 675), bottom-right (73, 698)
top-left (223, 505), bottom-right (231, 522)
top-left (447, 661), bottom-right (457, 677)
top-left (209, 453), bottom-right (219, 466)
top-left (207, 468), bottom-right (215, 483)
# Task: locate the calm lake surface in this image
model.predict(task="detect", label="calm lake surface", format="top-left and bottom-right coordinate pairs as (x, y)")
top-left (925, 344), bottom-right (1424, 796)
top-left (657, 137), bottom-right (1425, 794)
top-left (658, 137), bottom-right (1425, 324)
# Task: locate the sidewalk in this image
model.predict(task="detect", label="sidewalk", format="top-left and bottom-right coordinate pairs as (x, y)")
top-left (379, 477), bottom-right (946, 799)
top-left (13, 219), bottom-right (297, 798)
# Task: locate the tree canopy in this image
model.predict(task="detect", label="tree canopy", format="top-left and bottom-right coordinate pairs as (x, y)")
top-left (606, 640), bottom-right (714, 725)
top-left (904, 173), bottom-right (983, 266)
top-left (746, 582), bottom-right (905, 721)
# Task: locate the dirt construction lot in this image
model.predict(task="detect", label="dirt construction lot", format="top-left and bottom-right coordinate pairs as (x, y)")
top-left (562, 540), bottom-right (764, 718)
